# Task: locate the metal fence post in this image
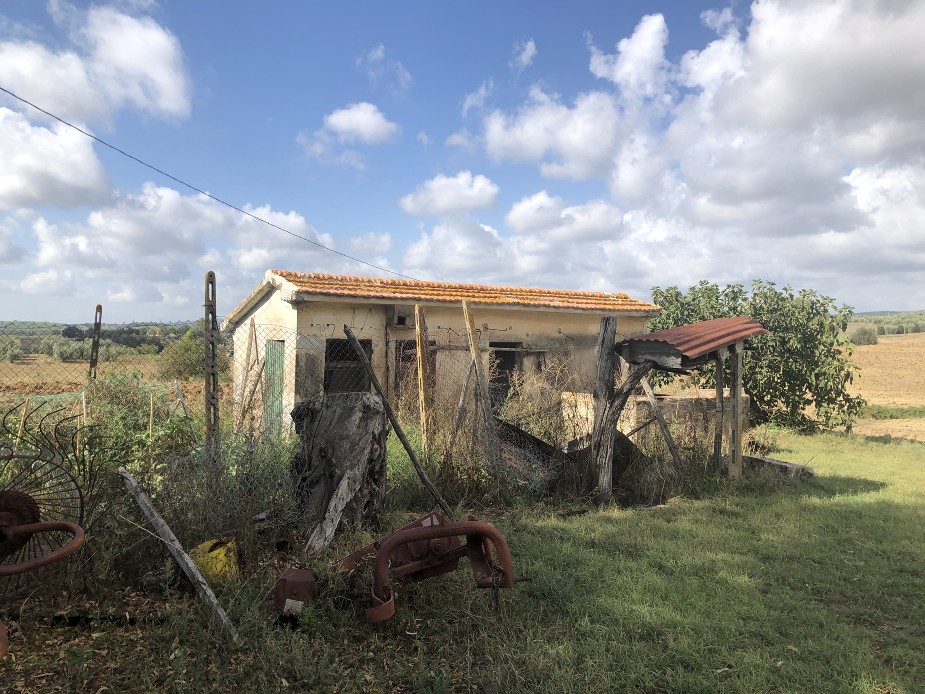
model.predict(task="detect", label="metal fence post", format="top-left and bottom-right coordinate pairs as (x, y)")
top-left (88, 304), bottom-right (102, 381)
top-left (204, 271), bottom-right (220, 465)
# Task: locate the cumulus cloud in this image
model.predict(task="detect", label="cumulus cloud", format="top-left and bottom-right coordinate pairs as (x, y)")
top-left (322, 102), bottom-right (399, 144)
top-left (483, 87), bottom-right (621, 179)
top-left (0, 108), bottom-right (112, 210)
top-left (510, 39), bottom-right (537, 72)
top-left (298, 102), bottom-right (399, 169)
top-left (0, 4), bottom-right (190, 123)
top-left (14, 182), bottom-right (364, 316)
top-left (588, 14), bottom-right (671, 102)
top-left (505, 192), bottom-right (622, 242)
top-left (466, 2), bottom-right (925, 309)
top-left (399, 171), bottom-right (499, 216)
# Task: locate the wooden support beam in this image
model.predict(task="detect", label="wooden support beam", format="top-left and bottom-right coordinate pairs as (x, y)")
top-left (592, 316), bottom-right (617, 504)
top-left (712, 350), bottom-right (726, 473)
top-left (640, 377), bottom-right (683, 471)
top-left (414, 305), bottom-right (431, 462)
top-left (119, 467), bottom-right (238, 643)
top-left (727, 341), bottom-right (744, 478)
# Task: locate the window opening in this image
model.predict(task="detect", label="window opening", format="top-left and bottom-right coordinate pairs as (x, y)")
top-left (324, 338), bottom-right (372, 393)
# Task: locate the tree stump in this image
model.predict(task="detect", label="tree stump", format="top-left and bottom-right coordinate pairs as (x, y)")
top-left (290, 392), bottom-right (386, 557)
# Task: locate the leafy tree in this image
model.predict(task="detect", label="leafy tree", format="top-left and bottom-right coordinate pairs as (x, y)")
top-left (649, 280), bottom-right (865, 431)
top-left (61, 324), bottom-right (84, 339)
top-left (156, 320), bottom-right (229, 381)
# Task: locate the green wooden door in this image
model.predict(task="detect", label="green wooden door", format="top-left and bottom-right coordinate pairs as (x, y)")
top-left (262, 340), bottom-right (285, 436)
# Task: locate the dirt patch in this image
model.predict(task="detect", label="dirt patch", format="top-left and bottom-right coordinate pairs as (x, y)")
top-left (849, 333), bottom-right (925, 408)
top-left (851, 417), bottom-right (925, 443)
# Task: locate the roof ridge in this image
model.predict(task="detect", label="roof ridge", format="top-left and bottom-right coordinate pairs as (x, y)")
top-left (271, 269), bottom-right (634, 299)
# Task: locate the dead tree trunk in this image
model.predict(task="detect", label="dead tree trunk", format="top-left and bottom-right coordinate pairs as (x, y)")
top-left (290, 392), bottom-right (387, 557)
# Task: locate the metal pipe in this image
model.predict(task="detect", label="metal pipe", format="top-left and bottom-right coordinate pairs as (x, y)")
top-left (0, 521), bottom-right (85, 577)
top-left (370, 520), bottom-right (515, 604)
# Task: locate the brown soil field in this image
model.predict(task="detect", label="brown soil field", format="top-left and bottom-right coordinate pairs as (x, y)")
top-left (848, 332), bottom-right (925, 442)
top-left (0, 354), bottom-right (161, 395)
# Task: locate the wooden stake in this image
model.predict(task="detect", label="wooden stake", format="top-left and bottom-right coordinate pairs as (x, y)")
top-left (713, 351), bottom-right (726, 473)
top-left (343, 325), bottom-right (453, 518)
top-left (592, 316), bottom-right (617, 502)
top-left (640, 377), bottom-right (683, 471)
top-left (728, 341), bottom-right (744, 478)
top-left (414, 305), bottom-right (431, 462)
top-left (15, 400), bottom-right (28, 450)
top-left (147, 391), bottom-right (155, 462)
top-left (461, 300), bottom-right (501, 469)
top-left (119, 467), bottom-right (239, 642)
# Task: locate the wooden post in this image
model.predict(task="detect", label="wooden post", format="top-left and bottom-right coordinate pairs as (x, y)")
top-left (343, 325), bottom-right (453, 517)
top-left (233, 318), bottom-right (256, 431)
top-left (640, 377), bottom-right (683, 471)
top-left (592, 361), bottom-right (655, 504)
top-left (119, 467), bottom-right (239, 643)
top-left (461, 300), bottom-right (501, 469)
top-left (147, 391), bottom-right (155, 462)
top-left (15, 400), bottom-right (28, 450)
top-left (712, 350), bottom-right (726, 473)
top-left (592, 316), bottom-right (617, 504)
top-left (414, 305), bottom-right (431, 462)
top-left (727, 341), bottom-right (744, 478)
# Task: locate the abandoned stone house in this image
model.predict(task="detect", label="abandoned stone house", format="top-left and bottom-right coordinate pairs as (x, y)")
top-left (220, 270), bottom-right (660, 432)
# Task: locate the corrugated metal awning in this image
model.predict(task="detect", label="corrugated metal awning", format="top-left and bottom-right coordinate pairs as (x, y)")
top-left (619, 316), bottom-right (768, 369)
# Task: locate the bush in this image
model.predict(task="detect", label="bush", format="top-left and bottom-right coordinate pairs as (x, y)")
top-left (850, 326), bottom-right (878, 345)
top-left (156, 321), bottom-right (229, 381)
top-left (0, 336), bottom-right (21, 362)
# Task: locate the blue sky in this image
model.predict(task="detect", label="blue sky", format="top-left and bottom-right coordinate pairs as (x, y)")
top-left (1, 0), bottom-right (923, 322)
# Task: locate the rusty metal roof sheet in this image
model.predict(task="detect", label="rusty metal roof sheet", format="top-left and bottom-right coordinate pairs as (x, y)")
top-left (271, 270), bottom-right (660, 314)
top-left (626, 316), bottom-right (768, 360)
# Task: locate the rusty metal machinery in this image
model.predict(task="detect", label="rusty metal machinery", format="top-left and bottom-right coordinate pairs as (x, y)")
top-left (335, 511), bottom-right (517, 623)
top-left (1, 405), bottom-right (91, 658)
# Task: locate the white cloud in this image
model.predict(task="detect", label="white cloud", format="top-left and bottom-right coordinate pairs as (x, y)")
top-left (446, 128), bottom-right (476, 151)
top-left (505, 192), bottom-right (622, 242)
top-left (298, 102), bottom-right (399, 169)
top-left (21, 268), bottom-right (76, 295)
top-left (322, 102), bottom-right (399, 144)
top-left (0, 108), bottom-right (111, 210)
top-left (588, 14), bottom-right (671, 101)
top-left (462, 79), bottom-right (493, 117)
top-left (399, 171), bottom-right (499, 216)
top-left (510, 39), bottom-right (537, 72)
top-left (0, 4), bottom-right (190, 124)
top-left (483, 87), bottom-right (621, 179)
top-left (417, 131), bottom-right (430, 146)
top-left (357, 43), bottom-right (412, 97)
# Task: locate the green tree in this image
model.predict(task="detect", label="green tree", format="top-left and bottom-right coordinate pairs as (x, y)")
top-left (649, 280), bottom-right (865, 431)
top-left (156, 320), bottom-right (229, 381)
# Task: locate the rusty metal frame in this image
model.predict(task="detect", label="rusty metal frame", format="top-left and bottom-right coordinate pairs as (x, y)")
top-left (365, 519), bottom-right (516, 623)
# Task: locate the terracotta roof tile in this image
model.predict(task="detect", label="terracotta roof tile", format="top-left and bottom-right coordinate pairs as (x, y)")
top-left (272, 270), bottom-right (659, 314)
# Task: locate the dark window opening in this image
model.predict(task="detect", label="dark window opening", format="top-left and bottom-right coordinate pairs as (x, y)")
top-left (489, 341), bottom-right (522, 409)
top-left (394, 339), bottom-right (436, 402)
top-left (324, 338), bottom-right (372, 393)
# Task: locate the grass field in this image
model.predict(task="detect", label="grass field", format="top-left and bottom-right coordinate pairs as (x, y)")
top-left (2, 429), bottom-right (923, 692)
top-left (848, 332), bottom-right (925, 442)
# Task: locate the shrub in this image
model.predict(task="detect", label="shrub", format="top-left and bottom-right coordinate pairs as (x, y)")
top-left (156, 322), bottom-right (229, 381)
top-left (850, 326), bottom-right (878, 345)
top-left (0, 336), bottom-right (21, 362)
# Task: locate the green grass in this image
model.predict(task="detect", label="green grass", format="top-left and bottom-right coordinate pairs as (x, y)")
top-left (860, 404), bottom-right (925, 420)
top-left (3, 429), bottom-right (923, 692)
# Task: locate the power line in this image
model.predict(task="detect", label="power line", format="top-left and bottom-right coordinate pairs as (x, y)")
top-left (0, 85), bottom-right (417, 281)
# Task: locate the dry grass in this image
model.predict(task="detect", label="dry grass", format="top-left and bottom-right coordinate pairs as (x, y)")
top-left (0, 354), bottom-right (161, 394)
top-left (849, 332), bottom-right (925, 441)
